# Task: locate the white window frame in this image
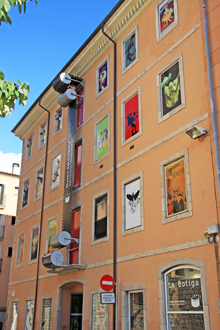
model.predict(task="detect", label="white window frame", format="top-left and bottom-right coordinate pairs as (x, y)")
top-left (26, 133), bottom-right (33, 160)
top-left (121, 86), bottom-right (142, 146)
top-left (122, 25), bottom-right (139, 75)
top-left (157, 53), bottom-right (186, 123)
top-left (34, 165), bottom-right (44, 201)
top-left (21, 177), bottom-right (30, 210)
top-left (0, 183), bottom-right (6, 208)
top-left (158, 259), bottom-right (211, 330)
top-left (50, 151), bottom-right (62, 191)
top-left (96, 55), bottom-right (110, 98)
top-left (155, 0), bottom-right (179, 43)
top-left (38, 120), bottom-right (47, 149)
top-left (54, 106), bottom-right (63, 135)
top-left (92, 189), bottom-right (110, 245)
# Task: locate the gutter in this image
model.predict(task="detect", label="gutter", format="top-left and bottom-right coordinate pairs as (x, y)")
top-left (12, 0), bottom-right (126, 134)
top-left (102, 23), bottom-right (117, 330)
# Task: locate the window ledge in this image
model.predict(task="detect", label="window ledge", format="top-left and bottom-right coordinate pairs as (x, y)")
top-left (47, 264), bottom-right (86, 274)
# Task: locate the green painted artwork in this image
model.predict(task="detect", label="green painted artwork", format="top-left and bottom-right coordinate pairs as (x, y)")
top-left (96, 116), bottom-right (109, 160)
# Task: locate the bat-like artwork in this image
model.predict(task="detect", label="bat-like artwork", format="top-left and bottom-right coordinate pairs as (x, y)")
top-left (126, 190), bottom-right (140, 213)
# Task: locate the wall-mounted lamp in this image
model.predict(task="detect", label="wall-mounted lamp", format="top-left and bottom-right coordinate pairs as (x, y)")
top-left (185, 125), bottom-right (208, 139)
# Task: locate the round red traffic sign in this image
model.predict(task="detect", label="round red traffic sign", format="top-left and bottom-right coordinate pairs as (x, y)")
top-left (100, 274), bottom-right (115, 291)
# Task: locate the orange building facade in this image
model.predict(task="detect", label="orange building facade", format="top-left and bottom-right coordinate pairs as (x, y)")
top-left (6, 1), bottom-right (220, 329)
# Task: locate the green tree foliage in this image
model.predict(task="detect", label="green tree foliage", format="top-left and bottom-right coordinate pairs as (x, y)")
top-left (0, 0), bottom-right (38, 117)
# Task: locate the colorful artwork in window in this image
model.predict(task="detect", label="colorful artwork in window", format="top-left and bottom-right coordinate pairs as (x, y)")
top-left (124, 32), bottom-right (136, 69)
top-left (161, 61), bottom-right (181, 116)
top-left (98, 60), bottom-right (108, 93)
top-left (159, 0), bottom-right (175, 35)
top-left (25, 300), bottom-right (34, 330)
top-left (31, 227), bottom-right (39, 261)
top-left (165, 158), bottom-right (187, 217)
top-left (51, 154), bottom-right (61, 189)
top-left (17, 234), bottom-right (24, 265)
top-left (124, 93), bottom-right (139, 141)
top-left (22, 179), bottom-right (29, 208)
top-left (92, 294), bottom-right (107, 330)
top-left (47, 219), bottom-right (57, 253)
top-left (36, 167), bottom-right (44, 199)
top-left (10, 302), bottom-right (19, 330)
top-left (96, 116), bottom-right (109, 160)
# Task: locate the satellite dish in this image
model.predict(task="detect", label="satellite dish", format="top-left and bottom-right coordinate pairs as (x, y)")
top-left (42, 251), bottom-right (64, 268)
top-left (50, 231), bottom-right (71, 249)
top-left (53, 73), bottom-right (71, 94)
top-left (58, 89), bottom-right (77, 107)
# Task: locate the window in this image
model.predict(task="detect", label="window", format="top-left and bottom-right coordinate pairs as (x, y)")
top-left (0, 214), bottom-right (4, 239)
top-left (94, 113), bottom-right (110, 163)
top-left (10, 301), bottom-right (19, 330)
top-left (21, 178), bottom-right (29, 208)
top-left (157, 54), bottom-right (185, 123)
top-left (165, 267), bottom-right (205, 329)
top-left (96, 55), bottom-right (109, 97)
top-left (122, 173), bottom-right (144, 236)
top-left (121, 87), bottom-right (142, 146)
top-left (77, 88), bottom-right (84, 127)
top-left (15, 187), bottom-right (19, 195)
top-left (160, 149), bottom-right (192, 224)
top-left (35, 167), bottom-right (44, 200)
top-left (69, 209), bottom-right (80, 265)
top-left (16, 233), bottom-right (25, 266)
top-left (39, 121), bottom-right (47, 148)
top-left (47, 218), bottom-right (57, 253)
top-left (91, 293), bottom-right (107, 330)
top-left (24, 300), bottom-right (34, 330)
top-left (122, 284), bottom-right (146, 330)
top-left (122, 25), bottom-right (139, 74)
top-left (0, 184), bottom-right (5, 207)
top-left (51, 153), bottom-right (61, 190)
top-left (74, 141), bottom-right (82, 188)
top-left (70, 294), bottom-right (83, 330)
top-left (41, 298), bottom-right (52, 330)
top-left (8, 247), bottom-right (12, 257)
top-left (155, 0), bottom-right (178, 43)
top-left (26, 134), bottom-right (33, 159)
top-left (11, 216), bottom-right (16, 225)
top-left (30, 227), bottom-right (39, 261)
top-left (54, 107), bottom-right (63, 134)
top-left (93, 192), bottom-right (109, 242)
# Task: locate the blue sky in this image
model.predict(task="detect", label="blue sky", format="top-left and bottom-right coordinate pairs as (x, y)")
top-left (0, 0), bottom-right (119, 156)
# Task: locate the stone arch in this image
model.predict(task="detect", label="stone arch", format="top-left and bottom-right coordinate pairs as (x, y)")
top-left (158, 258), bottom-right (210, 330)
top-left (56, 277), bottom-right (86, 330)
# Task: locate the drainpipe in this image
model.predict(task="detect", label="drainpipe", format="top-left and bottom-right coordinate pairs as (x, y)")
top-left (202, 0), bottom-right (220, 306)
top-left (32, 100), bottom-right (50, 329)
top-left (102, 23), bottom-right (117, 330)
top-left (202, 0), bottom-right (220, 196)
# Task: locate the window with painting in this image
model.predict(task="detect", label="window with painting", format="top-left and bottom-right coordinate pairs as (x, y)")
top-left (22, 179), bottom-right (29, 208)
top-left (47, 218), bottom-right (57, 253)
top-left (94, 194), bottom-right (107, 240)
top-left (54, 107), bottom-right (63, 133)
top-left (26, 134), bottom-right (33, 159)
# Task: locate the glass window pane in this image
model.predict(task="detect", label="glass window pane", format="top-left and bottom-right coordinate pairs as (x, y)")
top-left (71, 294), bottom-right (83, 314)
top-left (168, 313), bottom-right (205, 330)
top-left (129, 292), bottom-right (144, 330)
top-left (166, 268), bottom-right (203, 312)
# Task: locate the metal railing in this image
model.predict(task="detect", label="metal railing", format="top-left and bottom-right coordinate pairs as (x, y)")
top-left (0, 225), bottom-right (4, 240)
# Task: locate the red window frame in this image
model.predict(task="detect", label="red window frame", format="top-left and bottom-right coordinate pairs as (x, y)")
top-left (77, 88), bottom-right (84, 127)
top-left (74, 141), bottom-right (82, 188)
top-left (69, 209), bottom-right (80, 264)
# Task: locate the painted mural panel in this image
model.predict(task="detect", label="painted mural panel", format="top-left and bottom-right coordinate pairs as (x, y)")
top-left (51, 153), bottom-right (61, 189)
top-left (98, 61), bottom-right (108, 93)
top-left (96, 116), bottom-right (109, 160)
top-left (165, 158), bottom-right (187, 217)
top-left (124, 93), bottom-right (139, 141)
top-left (25, 300), bottom-right (34, 330)
top-left (125, 178), bottom-right (141, 230)
top-left (17, 234), bottom-right (24, 265)
top-left (92, 294), bottom-right (107, 330)
top-left (124, 32), bottom-right (136, 69)
top-left (31, 227), bottom-right (39, 261)
top-left (159, 0), bottom-right (175, 35)
top-left (161, 61), bottom-right (181, 116)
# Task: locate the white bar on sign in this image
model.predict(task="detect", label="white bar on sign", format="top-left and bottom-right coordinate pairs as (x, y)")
top-left (102, 280), bottom-right (113, 285)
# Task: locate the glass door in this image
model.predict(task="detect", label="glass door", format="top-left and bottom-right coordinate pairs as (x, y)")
top-left (70, 294), bottom-right (83, 330)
